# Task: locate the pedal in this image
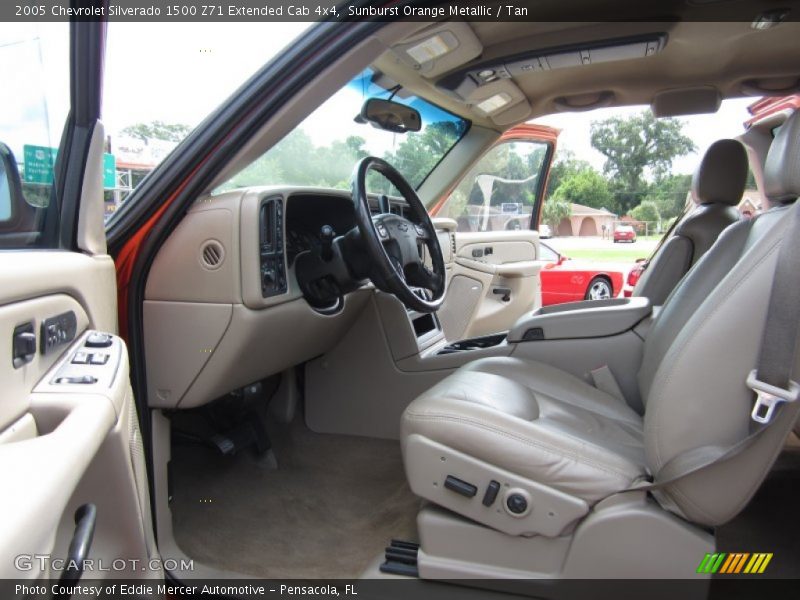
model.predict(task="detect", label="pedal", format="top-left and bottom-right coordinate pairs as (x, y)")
top-left (379, 539), bottom-right (419, 577)
top-left (209, 413), bottom-right (271, 457)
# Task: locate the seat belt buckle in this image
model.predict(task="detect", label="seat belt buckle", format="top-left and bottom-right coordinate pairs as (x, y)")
top-left (746, 370), bottom-right (800, 424)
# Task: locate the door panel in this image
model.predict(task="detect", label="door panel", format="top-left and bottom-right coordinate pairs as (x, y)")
top-left (0, 266), bottom-right (159, 580)
top-left (431, 125), bottom-right (557, 340)
top-left (437, 229), bottom-right (542, 339)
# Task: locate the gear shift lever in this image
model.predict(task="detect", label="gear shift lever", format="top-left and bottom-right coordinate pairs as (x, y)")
top-left (379, 194), bottom-right (391, 215)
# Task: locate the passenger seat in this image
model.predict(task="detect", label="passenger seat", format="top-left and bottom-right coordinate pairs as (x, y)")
top-left (634, 139), bottom-right (747, 304)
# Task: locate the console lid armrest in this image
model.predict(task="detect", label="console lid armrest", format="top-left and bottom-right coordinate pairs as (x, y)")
top-left (508, 297), bottom-right (652, 342)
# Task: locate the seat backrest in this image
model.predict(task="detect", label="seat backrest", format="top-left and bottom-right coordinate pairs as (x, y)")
top-left (637, 111), bottom-right (800, 526)
top-left (633, 139), bottom-right (746, 304)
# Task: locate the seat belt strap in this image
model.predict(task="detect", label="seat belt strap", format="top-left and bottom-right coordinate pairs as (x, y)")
top-left (630, 200), bottom-right (800, 493)
top-left (589, 365), bottom-right (625, 402)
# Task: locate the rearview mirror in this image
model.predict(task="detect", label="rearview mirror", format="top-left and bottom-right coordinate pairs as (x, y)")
top-left (0, 142), bottom-right (24, 224)
top-left (357, 98), bottom-right (421, 134)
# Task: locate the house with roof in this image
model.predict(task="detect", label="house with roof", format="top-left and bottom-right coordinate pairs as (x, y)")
top-left (556, 203), bottom-right (617, 236)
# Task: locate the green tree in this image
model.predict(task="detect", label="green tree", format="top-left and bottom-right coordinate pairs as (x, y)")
top-left (590, 111), bottom-right (696, 214)
top-left (646, 173), bottom-right (692, 220)
top-left (553, 168), bottom-right (614, 213)
top-left (120, 120), bottom-right (192, 144)
top-left (544, 150), bottom-right (593, 199)
top-left (382, 120), bottom-right (464, 189)
top-left (630, 200), bottom-right (661, 228)
top-left (541, 199), bottom-right (572, 235)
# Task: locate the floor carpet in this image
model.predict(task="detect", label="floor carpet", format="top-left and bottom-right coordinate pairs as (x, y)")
top-left (170, 418), bottom-right (419, 578)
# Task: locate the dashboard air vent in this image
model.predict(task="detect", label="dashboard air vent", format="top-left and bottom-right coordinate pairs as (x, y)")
top-left (200, 240), bottom-right (225, 270)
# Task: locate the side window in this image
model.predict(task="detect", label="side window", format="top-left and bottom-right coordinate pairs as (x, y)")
top-left (436, 140), bottom-right (549, 233)
top-left (539, 243), bottom-right (558, 262)
top-left (0, 24), bottom-right (69, 247)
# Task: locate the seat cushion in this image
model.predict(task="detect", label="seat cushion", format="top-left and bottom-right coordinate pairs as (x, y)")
top-left (401, 357), bottom-right (647, 504)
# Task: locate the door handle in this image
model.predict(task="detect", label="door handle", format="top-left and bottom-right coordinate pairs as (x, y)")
top-left (493, 287), bottom-right (511, 302)
top-left (12, 322), bottom-right (36, 369)
top-left (55, 504), bottom-right (97, 596)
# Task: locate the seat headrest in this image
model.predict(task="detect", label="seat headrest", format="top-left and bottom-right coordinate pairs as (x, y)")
top-left (764, 110), bottom-right (800, 204)
top-left (691, 139), bottom-right (748, 206)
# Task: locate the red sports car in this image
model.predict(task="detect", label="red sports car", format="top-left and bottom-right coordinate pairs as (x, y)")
top-left (539, 242), bottom-right (625, 305)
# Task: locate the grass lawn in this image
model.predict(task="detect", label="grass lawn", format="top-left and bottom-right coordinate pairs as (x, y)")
top-left (566, 248), bottom-right (650, 262)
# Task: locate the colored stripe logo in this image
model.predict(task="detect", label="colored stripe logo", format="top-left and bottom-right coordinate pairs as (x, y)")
top-left (696, 552), bottom-right (773, 574)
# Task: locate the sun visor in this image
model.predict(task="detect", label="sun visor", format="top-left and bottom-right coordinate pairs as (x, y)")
top-left (652, 86), bottom-right (721, 117)
top-left (391, 21), bottom-right (483, 79)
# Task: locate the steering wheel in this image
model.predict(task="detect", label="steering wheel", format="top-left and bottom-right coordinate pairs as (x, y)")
top-left (352, 157), bottom-right (446, 313)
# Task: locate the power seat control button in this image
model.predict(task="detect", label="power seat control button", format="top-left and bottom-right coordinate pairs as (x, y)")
top-left (506, 493), bottom-right (529, 515)
top-left (482, 480), bottom-right (501, 506)
top-left (444, 475), bottom-right (477, 498)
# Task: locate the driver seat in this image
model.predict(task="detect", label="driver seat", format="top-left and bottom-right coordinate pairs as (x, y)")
top-left (400, 112), bottom-right (800, 569)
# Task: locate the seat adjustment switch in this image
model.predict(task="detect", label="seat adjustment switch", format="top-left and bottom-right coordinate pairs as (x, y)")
top-left (506, 493), bottom-right (528, 514)
top-left (482, 480), bottom-right (501, 506)
top-left (444, 475), bottom-right (477, 498)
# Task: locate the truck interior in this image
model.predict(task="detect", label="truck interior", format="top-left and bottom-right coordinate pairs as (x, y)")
top-left (1, 4), bottom-right (799, 596)
top-left (138, 16), bottom-right (800, 587)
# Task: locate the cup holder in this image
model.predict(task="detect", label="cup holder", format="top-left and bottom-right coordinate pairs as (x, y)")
top-left (437, 332), bottom-right (507, 355)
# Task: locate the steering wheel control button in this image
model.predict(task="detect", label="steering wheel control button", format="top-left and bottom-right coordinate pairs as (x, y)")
top-left (414, 224), bottom-right (427, 237)
top-left (505, 489), bottom-right (532, 517)
top-left (56, 375), bottom-right (98, 385)
top-left (85, 332), bottom-right (113, 348)
top-left (71, 352), bottom-right (90, 365)
top-left (444, 475), bottom-right (477, 498)
top-left (482, 480), bottom-right (501, 507)
top-left (89, 353), bottom-right (110, 365)
top-left (377, 224), bottom-right (389, 238)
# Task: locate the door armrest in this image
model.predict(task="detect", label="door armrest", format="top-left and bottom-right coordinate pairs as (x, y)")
top-left (508, 297), bottom-right (652, 342)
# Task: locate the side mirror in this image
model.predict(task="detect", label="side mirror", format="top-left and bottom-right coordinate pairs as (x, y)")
top-left (0, 142), bottom-right (25, 225)
top-left (356, 98), bottom-right (421, 134)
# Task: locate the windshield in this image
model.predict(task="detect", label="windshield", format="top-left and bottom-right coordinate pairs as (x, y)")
top-left (218, 69), bottom-right (468, 194)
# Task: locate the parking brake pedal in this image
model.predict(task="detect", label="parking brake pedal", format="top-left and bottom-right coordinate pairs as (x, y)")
top-left (379, 539), bottom-right (419, 577)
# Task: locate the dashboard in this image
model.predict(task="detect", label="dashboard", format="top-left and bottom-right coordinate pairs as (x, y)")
top-left (142, 186), bottom-right (418, 410)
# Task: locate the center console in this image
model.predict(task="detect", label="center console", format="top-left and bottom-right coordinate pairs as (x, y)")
top-left (306, 293), bottom-right (653, 439)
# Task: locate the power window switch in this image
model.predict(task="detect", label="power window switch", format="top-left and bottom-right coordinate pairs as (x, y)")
top-left (72, 352), bottom-right (90, 365)
top-left (89, 353), bottom-right (109, 365)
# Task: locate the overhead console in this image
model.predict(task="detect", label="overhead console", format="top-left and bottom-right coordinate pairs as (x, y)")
top-left (436, 34), bottom-right (667, 107)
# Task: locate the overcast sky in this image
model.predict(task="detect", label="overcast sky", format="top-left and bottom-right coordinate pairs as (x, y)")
top-left (2, 22), bottom-right (758, 178)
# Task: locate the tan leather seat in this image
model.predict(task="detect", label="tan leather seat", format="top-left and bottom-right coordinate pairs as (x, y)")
top-left (633, 139), bottom-right (746, 305)
top-left (402, 113), bottom-right (800, 535)
top-left (403, 357), bottom-right (646, 504)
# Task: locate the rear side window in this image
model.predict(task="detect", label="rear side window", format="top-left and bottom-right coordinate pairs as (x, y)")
top-left (0, 24), bottom-right (69, 247)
